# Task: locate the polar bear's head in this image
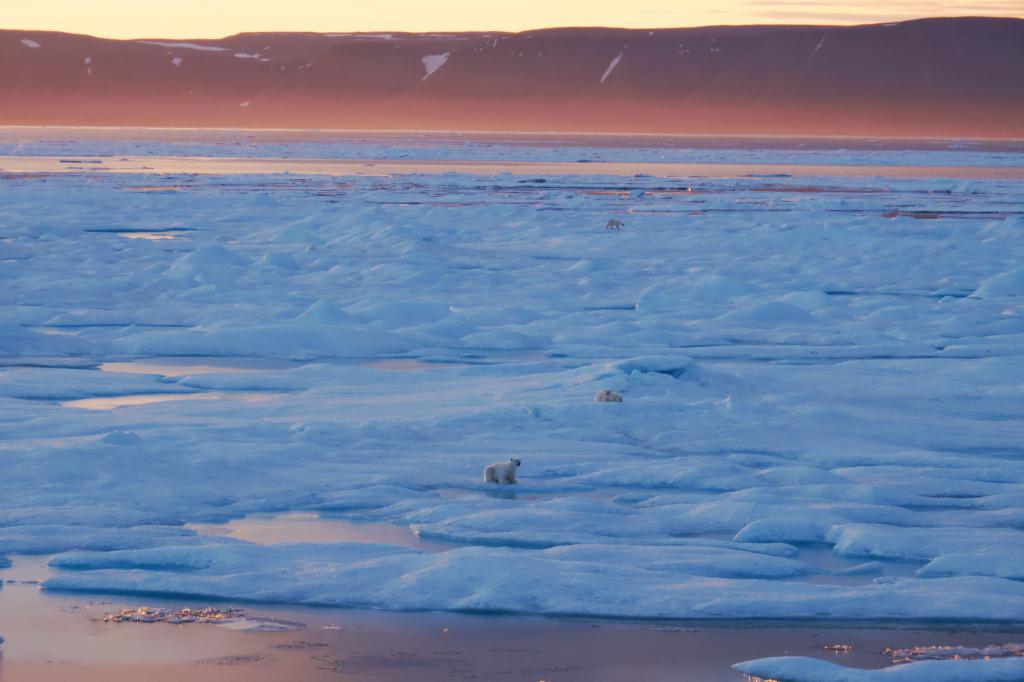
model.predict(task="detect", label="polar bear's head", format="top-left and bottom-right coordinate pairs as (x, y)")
top-left (510, 457), bottom-right (521, 467)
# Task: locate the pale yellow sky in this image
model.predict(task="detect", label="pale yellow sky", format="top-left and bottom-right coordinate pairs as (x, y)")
top-left (6, 0), bottom-right (1023, 38)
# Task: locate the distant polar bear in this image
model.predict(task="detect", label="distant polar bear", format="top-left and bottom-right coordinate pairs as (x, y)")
top-left (595, 389), bottom-right (623, 402)
top-left (484, 457), bottom-right (521, 484)
top-left (606, 219), bottom-right (624, 230)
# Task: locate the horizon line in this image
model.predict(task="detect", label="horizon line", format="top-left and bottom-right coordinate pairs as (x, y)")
top-left (3, 14), bottom-right (1021, 42)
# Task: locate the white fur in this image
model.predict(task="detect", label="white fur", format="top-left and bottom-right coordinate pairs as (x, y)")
top-left (595, 389), bottom-right (623, 402)
top-left (484, 457), bottom-right (521, 484)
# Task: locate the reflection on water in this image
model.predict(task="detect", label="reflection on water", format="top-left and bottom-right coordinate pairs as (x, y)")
top-left (2, 553), bottom-right (1022, 681)
top-left (363, 358), bottom-right (454, 371)
top-left (793, 545), bottom-right (924, 586)
top-left (62, 391), bottom-right (281, 410)
top-left (101, 356), bottom-right (446, 376)
top-left (0, 556), bottom-right (307, 668)
top-left (101, 356), bottom-right (296, 376)
top-left (3, 155), bottom-right (1023, 180)
top-left (188, 512), bottom-right (453, 553)
top-left (118, 231), bottom-right (185, 240)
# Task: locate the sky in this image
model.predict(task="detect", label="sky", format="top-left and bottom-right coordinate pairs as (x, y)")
top-left (5, 0), bottom-right (1022, 38)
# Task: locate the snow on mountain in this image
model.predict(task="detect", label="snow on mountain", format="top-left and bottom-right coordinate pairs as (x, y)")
top-left (600, 51), bottom-right (622, 83)
top-left (138, 40), bottom-right (228, 51)
top-left (421, 52), bottom-right (450, 80)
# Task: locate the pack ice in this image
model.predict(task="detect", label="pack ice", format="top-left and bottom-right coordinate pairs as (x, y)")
top-left (1, 139), bottom-right (1024, 626)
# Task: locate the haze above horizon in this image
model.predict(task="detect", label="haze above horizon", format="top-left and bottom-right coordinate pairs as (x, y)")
top-left (6, 0), bottom-right (1023, 39)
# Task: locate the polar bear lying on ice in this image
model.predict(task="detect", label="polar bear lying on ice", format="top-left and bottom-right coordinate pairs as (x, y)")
top-left (595, 389), bottom-right (623, 402)
top-left (484, 457), bottom-right (521, 484)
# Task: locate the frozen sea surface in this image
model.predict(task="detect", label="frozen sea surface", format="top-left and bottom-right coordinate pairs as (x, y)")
top-left (1, 138), bottom-right (1024, 625)
top-left (3, 126), bottom-right (1024, 166)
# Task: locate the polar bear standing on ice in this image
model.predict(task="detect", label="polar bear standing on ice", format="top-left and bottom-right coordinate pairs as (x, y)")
top-left (484, 457), bottom-right (521, 484)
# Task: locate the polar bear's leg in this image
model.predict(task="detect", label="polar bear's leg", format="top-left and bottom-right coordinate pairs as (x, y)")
top-left (484, 465), bottom-right (497, 483)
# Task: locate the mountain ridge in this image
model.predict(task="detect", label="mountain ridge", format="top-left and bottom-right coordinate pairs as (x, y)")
top-left (2, 17), bottom-right (1022, 137)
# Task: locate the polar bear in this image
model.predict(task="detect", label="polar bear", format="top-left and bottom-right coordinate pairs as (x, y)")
top-left (484, 457), bottom-right (521, 484)
top-left (606, 219), bottom-right (624, 230)
top-left (595, 389), bottom-right (623, 402)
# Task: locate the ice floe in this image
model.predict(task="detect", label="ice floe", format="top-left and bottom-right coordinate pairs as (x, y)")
top-left (736, 656), bottom-right (1024, 681)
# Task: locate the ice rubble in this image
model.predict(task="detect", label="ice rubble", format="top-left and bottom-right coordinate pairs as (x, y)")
top-left (885, 642), bottom-right (1024, 663)
top-left (1, 143), bottom-right (1023, 625)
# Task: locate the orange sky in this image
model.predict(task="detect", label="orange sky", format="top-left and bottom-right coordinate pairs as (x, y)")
top-left (6, 0), bottom-right (1023, 38)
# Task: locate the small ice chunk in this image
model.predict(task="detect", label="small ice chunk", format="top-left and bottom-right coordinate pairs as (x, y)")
top-left (216, 618), bottom-right (299, 632)
top-left (887, 642), bottom-right (1024, 663)
top-left (20, 39), bottom-right (40, 48)
top-left (171, 57), bottom-right (183, 67)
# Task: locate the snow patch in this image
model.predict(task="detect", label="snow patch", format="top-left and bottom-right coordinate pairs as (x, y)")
top-left (20, 39), bottom-right (40, 49)
top-left (975, 267), bottom-right (1024, 297)
top-left (327, 33), bottom-right (395, 40)
top-left (139, 41), bottom-right (228, 52)
top-left (421, 52), bottom-right (450, 80)
top-left (600, 52), bottom-right (623, 84)
top-left (611, 355), bottom-right (708, 382)
top-left (719, 300), bottom-right (816, 325)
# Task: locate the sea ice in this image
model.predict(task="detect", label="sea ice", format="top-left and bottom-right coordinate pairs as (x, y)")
top-left (0, 140), bottom-right (1022, 626)
top-left (735, 656), bottom-right (1024, 681)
